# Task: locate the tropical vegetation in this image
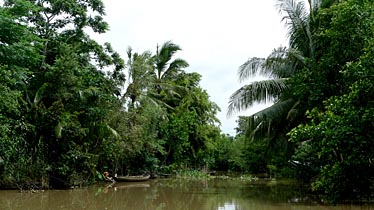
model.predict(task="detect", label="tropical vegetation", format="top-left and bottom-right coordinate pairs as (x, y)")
top-left (0, 0), bottom-right (221, 189)
top-left (229, 0), bottom-right (374, 203)
top-left (1, 0), bottom-right (373, 204)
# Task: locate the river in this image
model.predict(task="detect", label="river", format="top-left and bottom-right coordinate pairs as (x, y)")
top-left (0, 178), bottom-right (372, 210)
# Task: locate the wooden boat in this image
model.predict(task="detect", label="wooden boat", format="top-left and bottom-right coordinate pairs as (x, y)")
top-left (114, 174), bottom-right (151, 182)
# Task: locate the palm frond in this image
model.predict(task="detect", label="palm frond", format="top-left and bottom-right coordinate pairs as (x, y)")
top-left (238, 57), bottom-right (266, 82)
top-left (170, 84), bottom-right (189, 98)
top-left (251, 98), bottom-right (296, 125)
top-left (142, 91), bottom-right (174, 110)
top-left (277, 0), bottom-right (314, 57)
top-left (162, 58), bottom-right (189, 80)
top-left (227, 78), bottom-right (289, 116)
top-left (239, 46), bottom-right (306, 82)
top-left (159, 41), bottom-right (182, 58)
top-left (287, 48), bottom-right (307, 66)
top-left (264, 47), bottom-right (307, 77)
top-left (168, 58), bottom-right (189, 69)
top-left (246, 98), bottom-right (297, 140)
top-left (309, 0), bottom-right (322, 13)
top-left (242, 118), bottom-right (267, 141)
top-left (156, 41), bottom-right (182, 74)
top-left (267, 46), bottom-right (289, 60)
top-left (264, 47), bottom-right (292, 78)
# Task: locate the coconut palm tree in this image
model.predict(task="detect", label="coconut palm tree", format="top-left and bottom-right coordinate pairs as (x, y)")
top-left (228, 0), bottom-right (322, 140)
top-left (124, 41), bottom-right (189, 110)
top-left (153, 41), bottom-right (189, 81)
top-left (124, 47), bottom-right (154, 109)
top-left (151, 41), bottom-right (189, 99)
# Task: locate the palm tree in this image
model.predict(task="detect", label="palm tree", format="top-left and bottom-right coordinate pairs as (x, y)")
top-left (123, 47), bottom-right (154, 109)
top-left (119, 42), bottom-right (190, 172)
top-left (151, 41), bottom-right (189, 98)
top-left (154, 41), bottom-right (189, 81)
top-left (228, 0), bottom-right (321, 140)
top-left (124, 41), bottom-right (189, 110)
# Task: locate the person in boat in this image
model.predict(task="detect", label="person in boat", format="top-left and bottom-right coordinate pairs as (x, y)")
top-left (103, 171), bottom-right (116, 182)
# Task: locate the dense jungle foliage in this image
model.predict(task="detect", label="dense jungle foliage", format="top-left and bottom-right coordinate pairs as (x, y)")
top-left (0, 0), bottom-right (373, 203)
top-left (0, 0), bottom-right (222, 189)
top-left (229, 0), bottom-right (374, 203)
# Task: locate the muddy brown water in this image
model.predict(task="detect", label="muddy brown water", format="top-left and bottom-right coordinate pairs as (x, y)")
top-left (0, 178), bottom-right (372, 210)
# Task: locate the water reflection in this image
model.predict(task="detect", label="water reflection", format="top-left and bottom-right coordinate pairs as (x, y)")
top-left (0, 179), bottom-right (373, 210)
top-left (218, 203), bottom-right (237, 210)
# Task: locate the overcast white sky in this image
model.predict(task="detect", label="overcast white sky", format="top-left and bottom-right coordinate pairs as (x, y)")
top-left (91, 0), bottom-right (288, 135)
